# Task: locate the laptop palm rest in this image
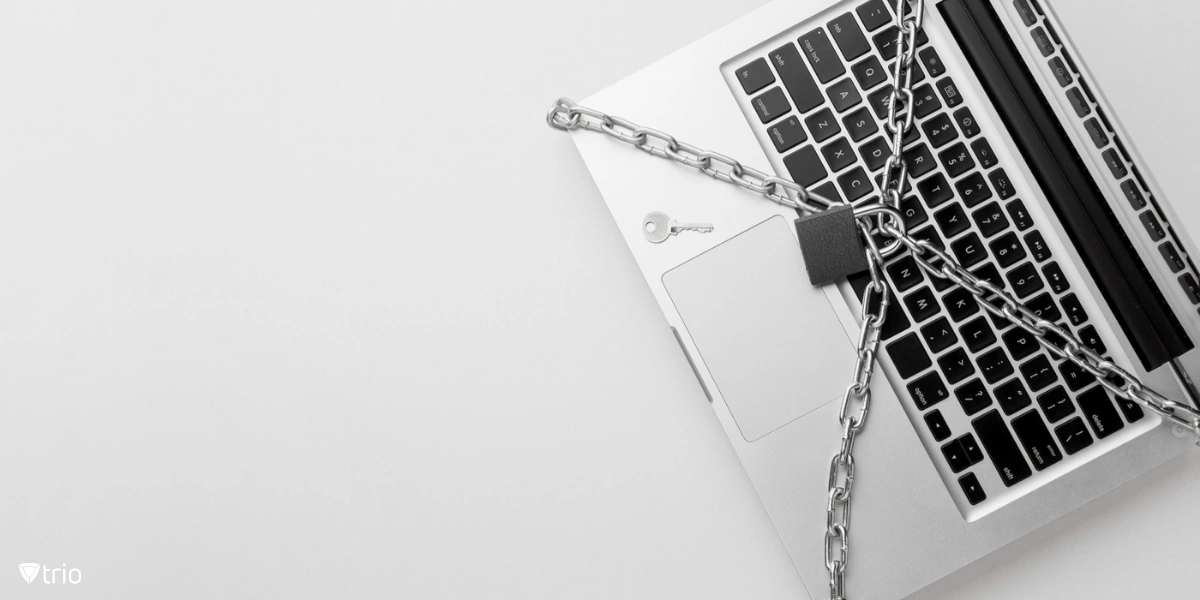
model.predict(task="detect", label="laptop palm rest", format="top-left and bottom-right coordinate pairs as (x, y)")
top-left (662, 215), bottom-right (858, 442)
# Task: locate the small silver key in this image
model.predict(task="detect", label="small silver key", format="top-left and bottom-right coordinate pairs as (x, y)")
top-left (642, 212), bottom-right (714, 243)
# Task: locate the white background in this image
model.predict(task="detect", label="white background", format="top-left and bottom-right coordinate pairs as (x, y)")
top-left (1, 1), bottom-right (1198, 598)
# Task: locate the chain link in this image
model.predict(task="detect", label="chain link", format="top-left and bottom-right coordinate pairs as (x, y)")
top-left (547, 0), bottom-right (1200, 597)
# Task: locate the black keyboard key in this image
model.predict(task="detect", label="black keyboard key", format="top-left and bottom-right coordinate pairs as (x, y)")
top-left (943, 287), bottom-right (980, 322)
top-left (837, 166), bottom-right (874, 201)
top-left (1049, 56), bottom-right (1073, 87)
top-left (1003, 327), bottom-right (1040, 361)
top-left (936, 77), bottom-right (963, 108)
top-left (1140, 212), bottom-right (1166, 242)
top-left (822, 137), bottom-right (857, 172)
top-left (805, 107), bottom-right (842, 143)
top-left (889, 331), bottom-right (932, 379)
top-left (751, 87), bottom-right (791, 123)
top-left (919, 47), bottom-right (945, 77)
top-left (860, 137), bottom-right (892, 171)
top-left (852, 55), bottom-right (889, 91)
top-left (799, 28), bottom-right (846, 83)
top-left (1060, 293), bottom-right (1088, 326)
top-left (1055, 417), bottom-right (1094, 455)
top-left (879, 291), bottom-right (911, 339)
top-left (934, 204), bottom-right (970, 239)
top-left (1084, 117), bottom-right (1109, 148)
top-left (842, 107), bottom-right (879, 142)
top-left (1014, 0), bottom-right (1038, 26)
top-left (1066, 87), bottom-right (1091, 117)
top-left (938, 348), bottom-right (976, 384)
top-left (1116, 397), bottom-right (1145, 423)
top-left (1025, 292), bottom-right (1061, 322)
top-left (1024, 231), bottom-right (1052, 262)
top-left (953, 107), bottom-right (981, 138)
top-left (958, 472), bottom-right (987, 505)
top-left (783, 146), bottom-right (828, 187)
top-left (829, 13), bottom-right (871, 61)
top-left (1160, 242), bottom-right (1186, 273)
top-left (996, 378), bottom-right (1032, 415)
top-left (952, 173), bottom-right (991, 209)
top-left (1042, 262), bottom-right (1069, 293)
top-left (970, 261), bottom-right (1003, 290)
top-left (951, 233), bottom-right (987, 269)
top-left (988, 168), bottom-right (1015, 199)
top-left (1031, 26), bottom-right (1054, 57)
top-left (1059, 360), bottom-right (1097, 392)
top-left (972, 202), bottom-right (1008, 238)
top-left (1120, 180), bottom-right (1146, 209)
top-left (769, 43), bottom-right (824, 113)
top-left (827, 78), bottom-right (862, 112)
top-left (1011, 410), bottom-right (1063, 471)
top-left (961, 433), bottom-right (985, 464)
top-left (926, 409), bottom-right (952, 441)
top-left (938, 143), bottom-right (975, 178)
top-left (904, 143), bottom-right (937, 178)
top-left (868, 84), bottom-right (894, 119)
top-left (1021, 355), bottom-right (1058, 391)
top-left (942, 437), bottom-right (974, 473)
top-left (990, 231), bottom-right (1027, 268)
top-left (812, 180), bottom-right (844, 206)
top-left (888, 255), bottom-right (926, 292)
top-left (1007, 262), bottom-right (1045, 298)
top-left (1077, 325), bottom-right (1107, 355)
top-left (1102, 148), bottom-right (1127, 179)
top-left (960, 316), bottom-right (997, 353)
top-left (955, 378), bottom-right (993, 416)
top-left (856, 0), bottom-right (892, 32)
top-left (918, 173), bottom-right (955, 208)
top-left (736, 58), bottom-right (775, 94)
top-left (905, 287), bottom-right (941, 323)
top-left (899, 195), bottom-right (929, 229)
top-left (1077, 386), bottom-right (1124, 439)
top-left (921, 316), bottom-right (958, 353)
top-left (767, 115), bottom-right (807, 153)
top-left (922, 113), bottom-right (959, 149)
top-left (978, 347), bottom-right (1014, 383)
top-left (1037, 386), bottom-right (1075, 422)
top-left (912, 226), bottom-right (946, 257)
top-left (911, 84), bottom-right (942, 119)
top-left (972, 409), bottom-right (1032, 487)
top-left (971, 138), bottom-right (998, 169)
top-left (908, 371), bottom-right (949, 410)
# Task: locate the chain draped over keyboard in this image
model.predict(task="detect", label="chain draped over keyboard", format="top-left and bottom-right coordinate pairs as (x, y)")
top-left (547, 1), bottom-right (1200, 598)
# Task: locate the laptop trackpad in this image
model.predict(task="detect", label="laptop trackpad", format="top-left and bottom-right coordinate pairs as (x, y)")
top-left (663, 216), bottom-right (857, 442)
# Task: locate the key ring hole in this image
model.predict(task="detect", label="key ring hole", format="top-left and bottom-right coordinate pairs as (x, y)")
top-left (644, 221), bottom-right (658, 233)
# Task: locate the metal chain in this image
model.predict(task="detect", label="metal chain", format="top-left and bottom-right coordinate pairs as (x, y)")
top-left (888, 225), bottom-right (1200, 433)
top-left (546, 0), bottom-right (1199, 597)
top-left (822, 3), bottom-right (922, 597)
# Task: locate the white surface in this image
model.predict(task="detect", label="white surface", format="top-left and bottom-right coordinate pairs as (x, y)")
top-left (0, 1), bottom-right (1197, 598)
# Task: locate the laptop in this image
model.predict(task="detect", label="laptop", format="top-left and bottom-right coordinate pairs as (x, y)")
top-left (565, 0), bottom-right (1200, 598)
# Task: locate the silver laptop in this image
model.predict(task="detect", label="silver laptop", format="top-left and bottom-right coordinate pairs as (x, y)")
top-left (565, 0), bottom-right (1200, 598)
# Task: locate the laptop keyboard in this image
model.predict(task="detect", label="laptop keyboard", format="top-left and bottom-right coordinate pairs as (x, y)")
top-left (730, 0), bottom-right (1147, 508)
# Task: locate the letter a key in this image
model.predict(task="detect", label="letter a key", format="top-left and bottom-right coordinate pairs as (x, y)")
top-left (642, 212), bottom-right (714, 243)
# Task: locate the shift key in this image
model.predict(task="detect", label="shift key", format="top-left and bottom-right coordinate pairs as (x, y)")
top-left (770, 43), bottom-right (824, 113)
top-left (972, 409), bottom-right (1032, 487)
top-left (799, 28), bottom-right (847, 83)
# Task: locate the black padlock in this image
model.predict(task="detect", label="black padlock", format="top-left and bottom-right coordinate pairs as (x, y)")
top-left (794, 204), bottom-right (870, 286)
